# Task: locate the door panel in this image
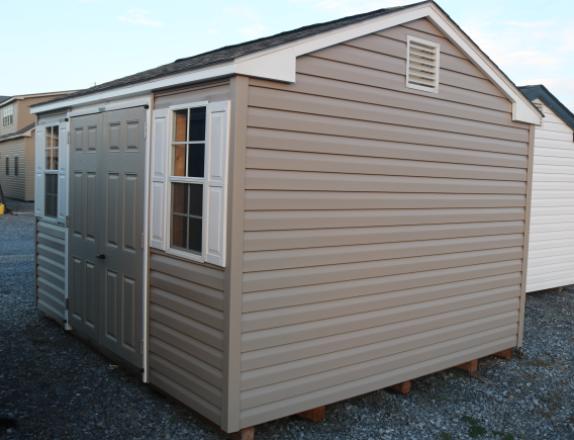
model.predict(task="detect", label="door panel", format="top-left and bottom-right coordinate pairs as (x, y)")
top-left (68, 107), bottom-right (146, 368)
top-left (69, 114), bottom-right (100, 342)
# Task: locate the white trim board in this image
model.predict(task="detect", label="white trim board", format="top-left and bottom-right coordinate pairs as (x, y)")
top-left (31, 2), bottom-right (540, 124)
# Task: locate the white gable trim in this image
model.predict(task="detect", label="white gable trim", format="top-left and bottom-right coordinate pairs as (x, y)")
top-left (234, 2), bottom-right (540, 124)
top-left (31, 2), bottom-right (540, 124)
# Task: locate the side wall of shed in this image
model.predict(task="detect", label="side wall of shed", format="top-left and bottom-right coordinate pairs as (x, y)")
top-left (147, 82), bottom-right (232, 427)
top-left (24, 135), bottom-right (35, 201)
top-left (527, 100), bottom-right (574, 292)
top-left (36, 218), bottom-right (67, 323)
top-left (237, 18), bottom-right (531, 428)
top-left (0, 137), bottom-right (30, 200)
top-left (148, 251), bottom-right (226, 424)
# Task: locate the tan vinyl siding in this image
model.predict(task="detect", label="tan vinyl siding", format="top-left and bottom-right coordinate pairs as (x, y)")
top-left (36, 219), bottom-right (67, 323)
top-left (238, 18), bottom-right (531, 428)
top-left (0, 137), bottom-right (31, 200)
top-left (148, 251), bottom-right (226, 425)
top-left (24, 135), bottom-right (35, 201)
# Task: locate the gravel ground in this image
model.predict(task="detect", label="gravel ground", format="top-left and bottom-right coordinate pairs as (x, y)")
top-left (1, 206), bottom-right (573, 440)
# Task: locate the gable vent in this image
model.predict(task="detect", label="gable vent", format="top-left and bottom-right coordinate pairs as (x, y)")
top-left (406, 36), bottom-right (440, 93)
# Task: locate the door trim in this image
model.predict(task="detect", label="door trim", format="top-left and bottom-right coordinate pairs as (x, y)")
top-left (68, 96), bottom-right (150, 118)
top-left (142, 95), bottom-right (153, 382)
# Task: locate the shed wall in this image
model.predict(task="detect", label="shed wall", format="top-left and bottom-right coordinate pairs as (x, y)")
top-left (148, 251), bottom-right (226, 424)
top-left (36, 218), bottom-right (67, 323)
top-left (24, 135), bottom-right (35, 201)
top-left (238, 18), bottom-right (531, 427)
top-left (147, 78), bottom-right (233, 426)
top-left (0, 136), bottom-right (30, 200)
top-left (527, 100), bottom-right (574, 292)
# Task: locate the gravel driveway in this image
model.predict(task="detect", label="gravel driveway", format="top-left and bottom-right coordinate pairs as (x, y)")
top-left (1, 205), bottom-right (572, 440)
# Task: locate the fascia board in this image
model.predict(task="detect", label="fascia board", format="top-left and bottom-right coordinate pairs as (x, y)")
top-left (31, 63), bottom-right (235, 114)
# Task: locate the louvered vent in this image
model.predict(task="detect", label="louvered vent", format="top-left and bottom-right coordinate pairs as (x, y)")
top-left (406, 36), bottom-right (440, 93)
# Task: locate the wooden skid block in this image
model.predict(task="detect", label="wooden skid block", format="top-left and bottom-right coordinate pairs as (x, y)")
top-left (494, 348), bottom-right (513, 360)
top-left (455, 359), bottom-right (479, 376)
top-left (297, 406), bottom-right (326, 423)
top-left (231, 427), bottom-right (255, 440)
top-left (389, 380), bottom-right (412, 395)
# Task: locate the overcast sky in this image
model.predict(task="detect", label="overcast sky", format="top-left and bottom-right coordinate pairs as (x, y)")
top-left (2, 0), bottom-right (573, 109)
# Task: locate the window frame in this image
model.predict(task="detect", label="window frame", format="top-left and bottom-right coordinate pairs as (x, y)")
top-left (166, 101), bottom-right (209, 263)
top-left (2, 105), bottom-right (14, 128)
top-left (44, 125), bottom-right (60, 218)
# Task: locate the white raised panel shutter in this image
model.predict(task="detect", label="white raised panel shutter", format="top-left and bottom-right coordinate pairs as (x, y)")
top-left (150, 108), bottom-right (169, 249)
top-left (57, 122), bottom-right (68, 222)
top-left (34, 126), bottom-right (45, 217)
top-left (205, 101), bottom-right (230, 266)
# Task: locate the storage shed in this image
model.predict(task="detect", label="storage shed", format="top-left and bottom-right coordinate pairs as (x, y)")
top-left (519, 85), bottom-right (574, 293)
top-left (31, 1), bottom-right (541, 435)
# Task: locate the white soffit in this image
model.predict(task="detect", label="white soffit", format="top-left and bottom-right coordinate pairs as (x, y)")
top-left (32, 2), bottom-right (540, 125)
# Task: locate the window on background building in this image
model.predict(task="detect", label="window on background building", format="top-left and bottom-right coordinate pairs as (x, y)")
top-left (169, 106), bottom-right (206, 254)
top-left (5, 157), bottom-right (9, 176)
top-left (14, 157), bottom-right (18, 176)
top-left (44, 126), bottom-right (59, 217)
top-left (2, 105), bottom-right (14, 127)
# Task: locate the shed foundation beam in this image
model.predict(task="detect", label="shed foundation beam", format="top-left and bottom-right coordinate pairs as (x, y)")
top-left (389, 380), bottom-right (412, 395)
top-left (494, 348), bottom-right (513, 360)
top-left (231, 427), bottom-right (255, 440)
top-left (297, 406), bottom-right (326, 423)
top-left (455, 359), bottom-right (479, 376)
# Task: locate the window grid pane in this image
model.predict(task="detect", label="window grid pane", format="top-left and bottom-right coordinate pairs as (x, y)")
top-left (170, 182), bottom-right (202, 254)
top-left (45, 174), bottom-right (58, 217)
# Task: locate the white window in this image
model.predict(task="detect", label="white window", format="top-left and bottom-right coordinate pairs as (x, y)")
top-left (34, 122), bottom-right (68, 220)
top-left (169, 106), bottom-right (207, 254)
top-left (150, 101), bottom-right (230, 266)
top-left (2, 105), bottom-right (14, 127)
top-left (406, 36), bottom-right (440, 93)
top-left (44, 126), bottom-right (60, 217)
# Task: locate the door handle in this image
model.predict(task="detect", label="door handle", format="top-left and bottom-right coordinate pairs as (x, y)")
top-left (96, 254), bottom-right (106, 260)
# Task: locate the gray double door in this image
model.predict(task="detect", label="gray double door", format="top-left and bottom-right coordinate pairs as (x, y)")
top-left (68, 107), bottom-right (146, 369)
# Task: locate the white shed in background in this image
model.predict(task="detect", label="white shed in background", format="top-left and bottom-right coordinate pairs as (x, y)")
top-left (520, 85), bottom-right (574, 292)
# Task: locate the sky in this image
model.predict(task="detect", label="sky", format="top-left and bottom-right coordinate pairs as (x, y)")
top-left (2, 0), bottom-right (574, 109)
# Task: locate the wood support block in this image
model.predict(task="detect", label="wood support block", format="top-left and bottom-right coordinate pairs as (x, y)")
top-left (231, 427), bottom-right (254, 440)
top-left (456, 359), bottom-right (479, 376)
top-left (297, 406), bottom-right (326, 423)
top-left (390, 380), bottom-right (412, 395)
top-left (494, 348), bottom-right (513, 360)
